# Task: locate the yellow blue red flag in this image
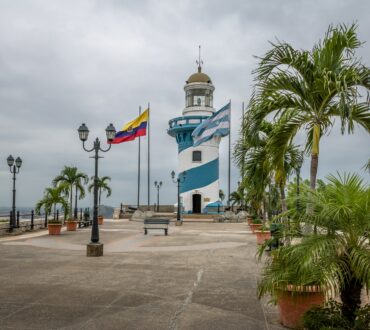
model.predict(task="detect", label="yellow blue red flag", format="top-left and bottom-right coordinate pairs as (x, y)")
top-left (111, 109), bottom-right (148, 144)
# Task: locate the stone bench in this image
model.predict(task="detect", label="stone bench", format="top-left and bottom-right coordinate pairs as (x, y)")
top-left (144, 218), bottom-right (170, 236)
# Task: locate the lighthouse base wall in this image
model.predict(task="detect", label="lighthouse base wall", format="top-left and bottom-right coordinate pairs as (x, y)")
top-left (180, 179), bottom-right (219, 213)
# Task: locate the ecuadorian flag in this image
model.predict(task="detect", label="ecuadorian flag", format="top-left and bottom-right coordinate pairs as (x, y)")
top-left (110, 109), bottom-right (148, 144)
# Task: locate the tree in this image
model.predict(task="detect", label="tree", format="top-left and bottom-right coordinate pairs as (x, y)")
top-left (249, 24), bottom-right (370, 190)
top-left (88, 176), bottom-right (112, 213)
top-left (258, 173), bottom-right (370, 325)
top-left (219, 189), bottom-right (225, 202)
top-left (229, 190), bottom-right (243, 207)
top-left (53, 166), bottom-right (88, 219)
top-left (35, 186), bottom-right (69, 218)
top-left (234, 117), bottom-right (302, 220)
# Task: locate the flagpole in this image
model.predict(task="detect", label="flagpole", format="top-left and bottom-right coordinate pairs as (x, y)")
top-left (147, 102), bottom-right (150, 210)
top-left (137, 106), bottom-right (141, 209)
top-left (241, 102), bottom-right (245, 211)
top-left (228, 100), bottom-right (231, 208)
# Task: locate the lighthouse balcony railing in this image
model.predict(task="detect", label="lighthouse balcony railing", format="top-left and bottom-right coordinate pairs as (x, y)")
top-left (168, 116), bottom-right (208, 130)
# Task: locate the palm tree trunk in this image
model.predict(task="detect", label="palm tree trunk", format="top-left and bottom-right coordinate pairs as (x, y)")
top-left (310, 125), bottom-right (320, 190)
top-left (74, 185), bottom-right (78, 219)
top-left (280, 185), bottom-right (290, 245)
top-left (340, 275), bottom-right (362, 324)
top-left (280, 185), bottom-right (287, 213)
top-left (70, 185), bottom-right (73, 219)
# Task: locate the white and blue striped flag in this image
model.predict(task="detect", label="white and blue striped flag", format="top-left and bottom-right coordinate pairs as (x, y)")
top-left (192, 102), bottom-right (230, 147)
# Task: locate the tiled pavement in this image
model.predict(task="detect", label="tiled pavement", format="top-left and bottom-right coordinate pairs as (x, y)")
top-left (0, 220), bottom-right (285, 330)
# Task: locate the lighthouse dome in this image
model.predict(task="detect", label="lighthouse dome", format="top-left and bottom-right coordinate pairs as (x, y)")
top-left (186, 68), bottom-right (212, 84)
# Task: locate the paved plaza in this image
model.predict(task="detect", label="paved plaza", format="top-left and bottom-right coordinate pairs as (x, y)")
top-left (0, 220), bottom-right (284, 330)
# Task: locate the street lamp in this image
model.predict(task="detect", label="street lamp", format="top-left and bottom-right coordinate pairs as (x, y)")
top-left (171, 170), bottom-right (186, 225)
top-left (78, 122), bottom-right (116, 257)
top-left (7, 155), bottom-right (22, 231)
top-left (154, 181), bottom-right (163, 212)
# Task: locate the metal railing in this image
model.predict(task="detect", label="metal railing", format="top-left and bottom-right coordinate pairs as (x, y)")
top-left (0, 208), bottom-right (90, 233)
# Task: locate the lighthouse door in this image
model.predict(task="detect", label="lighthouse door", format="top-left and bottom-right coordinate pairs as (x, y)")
top-left (192, 194), bottom-right (202, 214)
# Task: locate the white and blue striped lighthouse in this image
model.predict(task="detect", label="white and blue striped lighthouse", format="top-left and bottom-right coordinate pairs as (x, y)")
top-left (168, 62), bottom-right (220, 213)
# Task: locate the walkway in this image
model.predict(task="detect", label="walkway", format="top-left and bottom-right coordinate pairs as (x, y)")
top-left (0, 220), bottom-right (284, 329)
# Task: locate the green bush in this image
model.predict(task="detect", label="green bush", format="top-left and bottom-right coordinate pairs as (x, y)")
top-left (303, 300), bottom-right (370, 330)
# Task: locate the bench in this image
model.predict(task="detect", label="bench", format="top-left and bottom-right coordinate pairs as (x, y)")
top-left (144, 218), bottom-right (170, 236)
top-left (78, 219), bottom-right (92, 228)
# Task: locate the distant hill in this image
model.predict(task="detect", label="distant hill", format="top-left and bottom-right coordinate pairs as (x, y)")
top-left (99, 205), bottom-right (114, 218)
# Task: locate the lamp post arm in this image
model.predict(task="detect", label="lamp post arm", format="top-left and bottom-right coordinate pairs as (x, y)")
top-left (82, 141), bottom-right (95, 153)
top-left (99, 143), bottom-right (112, 153)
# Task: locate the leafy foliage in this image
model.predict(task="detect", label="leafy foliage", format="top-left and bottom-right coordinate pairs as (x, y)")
top-left (303, 300), bottom-right (370, 330)
top-left (246, 23), bottom-right (370, 189)
top-left (53, 166), bottom-right (88, 219)
top-left (258, 173), bottom-right (370, 322)
top-left (88, 176), bottom-right (112, 212)
top-left (35, 186), bottom-right (69, 222)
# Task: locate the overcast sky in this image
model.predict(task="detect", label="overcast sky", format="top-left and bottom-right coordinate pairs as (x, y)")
top-left (0, 0), bottom-right (369, 209)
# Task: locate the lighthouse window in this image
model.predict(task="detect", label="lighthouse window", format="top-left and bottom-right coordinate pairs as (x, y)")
top-left (192, 151), bottom-right (202, 162)
top-left (193, 95), bottom-right (205, 106)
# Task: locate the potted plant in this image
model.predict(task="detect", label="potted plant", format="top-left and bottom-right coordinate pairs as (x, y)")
top-left (246, 214), bottom-right (253, 225)
top-left (257, 173), bottom-right (370, 328)
top-left (66, 218), bottom-right (78, 231)
top-left (249, 217), bottom-right (263, 233)
top-left (35, 186), bottom-right (69, 236)
top-left (88, 176), bottom-right (112, 225)
top-left (53, 166), bottom-right (88, 225)
top-left (254, 224), bottom-right (271, 245)
top-left (47, 219), bottom-right (63, 235)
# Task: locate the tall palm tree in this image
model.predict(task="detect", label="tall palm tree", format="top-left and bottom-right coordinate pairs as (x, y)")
top-left (248, 24), bottom-right (370, 190)
top-left (229, 190), bottom-right (243, 208)
top-left (219, 189), bottom-right (225, 202)
top-left (258, 173), bottom-right (370, 324)
top-left (35, 186), bottom-right (69, 219)
top-left (88, 176), bottom-right (112, 213)
top-left (53, 166), bottom-right (88, 219)
top-left (73, 173), bottom-right (89, 219)
top-left (235, 117), bottom-right (301, 220)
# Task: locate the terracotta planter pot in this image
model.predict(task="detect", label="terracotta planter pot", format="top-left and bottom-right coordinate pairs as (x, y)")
top-left (66, 221), bottom-right (78, 231)
top-left (277, 286), bottom-right (325, 328)
top-left (255, 230), bottom-right (271, 245)
top-left (98, 215), bottom-right (104, 225)
top-left (249, 223), bottom-right (263, 233)
top-left (48, 223), bottom-right (62, 235)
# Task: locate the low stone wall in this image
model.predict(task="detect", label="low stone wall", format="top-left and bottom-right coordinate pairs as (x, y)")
top-left (0, 219), bottom-right (46, 235)
top-left (113, 205), bottom-right (175, 219)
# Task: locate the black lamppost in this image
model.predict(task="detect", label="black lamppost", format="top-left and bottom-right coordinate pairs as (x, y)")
top-left (7, 155), bottom-right (22, 231)
top-left (171, 170), bottom-right (186, 225)
top-left (78, 123), bottom-right (116, 257)
top-left (154, 181), bottom-right (162, 212)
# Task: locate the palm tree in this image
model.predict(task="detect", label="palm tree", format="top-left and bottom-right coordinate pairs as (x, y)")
top-left (248, 24), bottom-right (370, 190)
top-left (258, 172), bottom-right (370, 325)
top-left (229, 190), bottom-right (243, 208)
top-left (235, 117), bottom-right (302, 220)
top-left (53, 166), bottom-right (88, 219)
top-left (88, 176), bottom-right (112, 214)
top-left (35, 186), bottom-right (69, 220)
top-left (219, 189), bottom-right (225, 202)
top-left (73, 173), bottom-right (89, 219)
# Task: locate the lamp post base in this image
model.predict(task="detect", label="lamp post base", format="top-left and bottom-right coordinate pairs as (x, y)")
top-left (87, 243), bottom-right (104, 257)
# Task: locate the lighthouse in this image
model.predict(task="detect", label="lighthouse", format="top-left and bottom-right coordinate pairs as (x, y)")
top-left (168, 60), bottom-right (220, 213)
